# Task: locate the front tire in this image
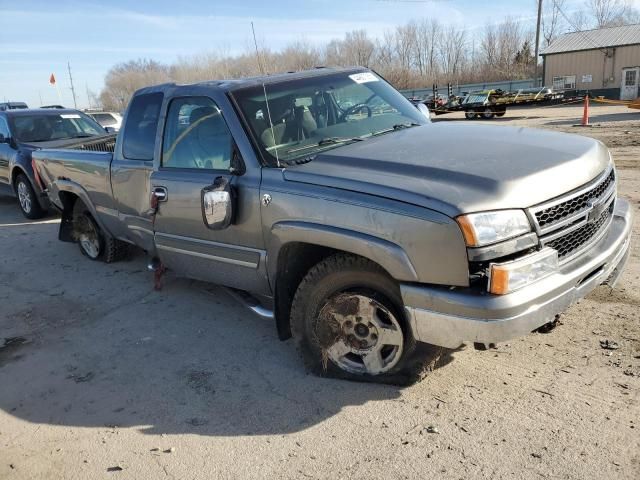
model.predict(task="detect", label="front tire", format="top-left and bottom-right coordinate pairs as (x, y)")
top-left (15, 174), bottom-right (45, 219)
top-left (290, 253), bottom-right (443, 385)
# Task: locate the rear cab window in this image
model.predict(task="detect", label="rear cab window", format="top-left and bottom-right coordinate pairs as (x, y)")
top-left (122, 93), bottom-right (163, 160)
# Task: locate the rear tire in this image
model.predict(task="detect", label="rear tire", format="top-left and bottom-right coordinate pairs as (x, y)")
top-left (290, 253), bottom-right (444, 385)
top-left (73, 202), bottom-right (129, 263)
top-left (464, 111), bottom-right (477, 120)
top-left (481, 107), bottom-right (495, 119)
top-left (15, 174), bottom-right (45, 220)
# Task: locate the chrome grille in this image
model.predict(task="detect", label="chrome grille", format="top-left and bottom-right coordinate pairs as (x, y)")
top-left (544, 203), bottom-right (613, 258)
top-left (535, 169), bottom-right (615, 229)
top-left (531, 167), bottom-right (616, 262)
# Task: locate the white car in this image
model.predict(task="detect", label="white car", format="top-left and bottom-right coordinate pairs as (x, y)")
top-left (87, 111), bottom-right (122, 132)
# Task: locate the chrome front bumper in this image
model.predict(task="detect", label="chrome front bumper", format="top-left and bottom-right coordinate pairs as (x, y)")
top-left (403, 199), bottom-right (633, 349)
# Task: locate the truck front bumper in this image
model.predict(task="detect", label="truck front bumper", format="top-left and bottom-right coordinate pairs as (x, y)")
top-left (402, 199), bottom-right (633, 349)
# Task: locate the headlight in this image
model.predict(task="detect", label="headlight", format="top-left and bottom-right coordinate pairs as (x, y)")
top-left (488, 248), bottom-right (558, 294)
top-left (456, 210), bottom-right (532, 247)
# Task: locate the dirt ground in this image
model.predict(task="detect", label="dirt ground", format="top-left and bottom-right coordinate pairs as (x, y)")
top-left (0, 103), bottom-right (639, 480)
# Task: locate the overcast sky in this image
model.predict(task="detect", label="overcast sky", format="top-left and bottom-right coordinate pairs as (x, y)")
top-left (0, 0), bottom-right (636, 108)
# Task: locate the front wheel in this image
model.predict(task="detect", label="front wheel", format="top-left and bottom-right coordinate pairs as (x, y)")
top-left (464, 111), bottom-right (477, 120)
top-left (290, 254), bottom-right (443, 385)
top-left (15, 174), bottom-right (45, 219)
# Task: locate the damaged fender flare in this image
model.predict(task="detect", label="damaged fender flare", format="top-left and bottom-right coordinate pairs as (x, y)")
top-left (268, 221), bottom-right (419, 340)
top-left (55, 179), bottom-right (109, 243)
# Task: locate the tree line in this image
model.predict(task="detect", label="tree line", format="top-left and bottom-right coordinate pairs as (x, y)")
top-left (99, 0), bottom-right (639, 111)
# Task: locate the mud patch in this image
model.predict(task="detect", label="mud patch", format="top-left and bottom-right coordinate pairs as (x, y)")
top-left (185, 370), bottom-right (215, 395)
top-left (0, 336), bottom-right (31, 367)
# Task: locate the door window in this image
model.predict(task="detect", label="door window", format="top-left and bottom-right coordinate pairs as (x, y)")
top-left (162, 97), bottom-right (232, 170)
top-left (0, 117), bottom-right (9, 138)
top-left (122, 92), bottom-right (163, 160)
top-left (625, 69), bottom-right (637, 87)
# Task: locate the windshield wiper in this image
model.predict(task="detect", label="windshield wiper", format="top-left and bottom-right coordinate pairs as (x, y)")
top-left (317, 136), bottom-right (364, 146)
top-left (371, 122), bottom-right (420, 136)
top-left (287, 136), bottom-right (364, 154)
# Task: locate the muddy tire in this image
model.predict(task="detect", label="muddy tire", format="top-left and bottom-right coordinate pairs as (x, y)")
top-left (15, 174), bottom-right (45, 220)
top-left (290, 253), bottom-right (444, 385)
top-left (73, 202), bottom-right (128, 263)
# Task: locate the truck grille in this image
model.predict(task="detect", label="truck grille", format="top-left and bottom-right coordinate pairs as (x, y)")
top-left (535, 169), bottom-right (615, 228)
top-left (543, 203), bottom-right (613, 259)
top-left (531, 167), bottom-right (616, 262)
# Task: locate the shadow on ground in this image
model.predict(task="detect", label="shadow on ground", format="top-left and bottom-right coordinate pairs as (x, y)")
top-left (0, 198), bottom-right (458, 437)
top-left (544, 112), bottom-right (640, 126)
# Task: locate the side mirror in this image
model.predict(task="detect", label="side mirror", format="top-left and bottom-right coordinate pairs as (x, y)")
top-left (201, 176), bottom-right (235, 230)
top-left (104, 127), bottom-right (117, 134)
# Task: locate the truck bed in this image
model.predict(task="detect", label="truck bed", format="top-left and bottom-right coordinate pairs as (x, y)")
top-left (32, 136), bottom-right (116, 212)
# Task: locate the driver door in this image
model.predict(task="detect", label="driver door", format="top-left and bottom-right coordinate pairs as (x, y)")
top-left (151, 95), bottom-right (268, 294)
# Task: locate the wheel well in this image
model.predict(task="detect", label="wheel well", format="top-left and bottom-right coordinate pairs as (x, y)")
top-left (273, 243), bottom-right (395, 341)
top-left (274, 243), bottom-right (337, 340)
top-left (10, 166), bottom-right (25, 189)
top-left (58, 191), bottom-right (82, 242)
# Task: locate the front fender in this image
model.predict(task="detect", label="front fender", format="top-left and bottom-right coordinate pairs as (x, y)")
top-left (268, 220), bottom-right (419, 286)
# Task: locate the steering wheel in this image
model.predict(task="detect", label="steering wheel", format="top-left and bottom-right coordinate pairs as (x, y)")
top-left (340, 103), bottom-right (372, 121)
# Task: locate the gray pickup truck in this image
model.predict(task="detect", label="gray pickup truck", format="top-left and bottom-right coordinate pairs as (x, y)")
top-left (33, 67), bottom-right (632, 384)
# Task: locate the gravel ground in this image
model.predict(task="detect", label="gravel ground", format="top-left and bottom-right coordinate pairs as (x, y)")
top-left (0, 103), bottom-right (639, 479)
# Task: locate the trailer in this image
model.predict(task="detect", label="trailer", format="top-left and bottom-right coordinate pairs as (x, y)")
top-left (428, 86), bottom-right (566, 119)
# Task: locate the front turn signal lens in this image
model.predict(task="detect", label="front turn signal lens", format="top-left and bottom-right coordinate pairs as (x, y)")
top-left (489, 248), bottom-right (558, 295)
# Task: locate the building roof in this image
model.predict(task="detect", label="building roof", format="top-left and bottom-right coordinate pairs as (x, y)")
top-left (541, 24), bottom-right (640, 55)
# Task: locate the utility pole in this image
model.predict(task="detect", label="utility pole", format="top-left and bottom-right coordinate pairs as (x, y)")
top-left (534, 0), bottom-right (543, 86)
top-left (67, 61), bottom-right (78, 109)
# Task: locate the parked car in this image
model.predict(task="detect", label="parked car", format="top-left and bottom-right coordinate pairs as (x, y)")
top-left (86, 111), bottom-right (123, 132)
top-left (0, 102), bottom-right (28, 111)
top-left (33, 67), bottom-right (632, 383)
top-left (0, 108), bottom-right (114, 218)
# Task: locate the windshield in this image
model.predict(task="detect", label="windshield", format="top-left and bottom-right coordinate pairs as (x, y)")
top-left (9, 112), bottom-right (105, 142)
top-left (232, 70), bottom-right (428, 165)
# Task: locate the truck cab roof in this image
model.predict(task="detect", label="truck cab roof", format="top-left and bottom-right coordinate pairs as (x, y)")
top-left (133, 66), bottom-right (368, 96)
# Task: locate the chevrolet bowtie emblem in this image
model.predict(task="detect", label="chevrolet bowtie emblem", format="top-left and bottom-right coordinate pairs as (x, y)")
top-left (586, 199), bottom-right (607, 224)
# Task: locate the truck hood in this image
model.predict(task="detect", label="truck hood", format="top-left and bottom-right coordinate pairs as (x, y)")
top-left (283, 123), bottom-right (611, 217)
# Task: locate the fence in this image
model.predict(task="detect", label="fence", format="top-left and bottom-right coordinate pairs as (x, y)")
top-left (400, 78), bottom-right (542, 99)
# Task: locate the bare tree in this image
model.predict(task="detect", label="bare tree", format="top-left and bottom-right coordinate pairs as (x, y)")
top-left (542, 0), bottom-right (566, 46)
top-left (99, 59), bottom-right (170, 111)
top-left (439, 26), bottom-right (467, 81)
top-left (586, 0), bottom-right (637, 27)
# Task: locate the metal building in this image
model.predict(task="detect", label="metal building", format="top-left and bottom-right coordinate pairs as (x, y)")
top-left (541, 24), bottom-right (640, 100)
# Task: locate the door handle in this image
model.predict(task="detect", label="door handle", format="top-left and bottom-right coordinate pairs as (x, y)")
top-left (153, 186), bottom-right (168, 202)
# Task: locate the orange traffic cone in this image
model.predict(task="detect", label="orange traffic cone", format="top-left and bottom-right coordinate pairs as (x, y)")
top-left (581, 95), bottom-right (590, 126)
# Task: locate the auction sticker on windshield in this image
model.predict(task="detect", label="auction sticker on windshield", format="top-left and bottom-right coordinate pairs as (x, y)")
top-left (60, 114), bottom-right (81, 119)
top-left (349, 72), bottom-right (379, 84)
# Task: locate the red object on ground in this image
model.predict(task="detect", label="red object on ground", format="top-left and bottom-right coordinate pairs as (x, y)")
top-left (581, 96), bottom-right (590, 126)
top-left (153, 263), bottom-right (167, 291)
top-left (49, 73), bottom-right (56, 85)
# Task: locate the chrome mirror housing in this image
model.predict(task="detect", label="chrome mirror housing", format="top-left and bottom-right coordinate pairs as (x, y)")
top-left (201, 177), bottom-right (234, 230)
